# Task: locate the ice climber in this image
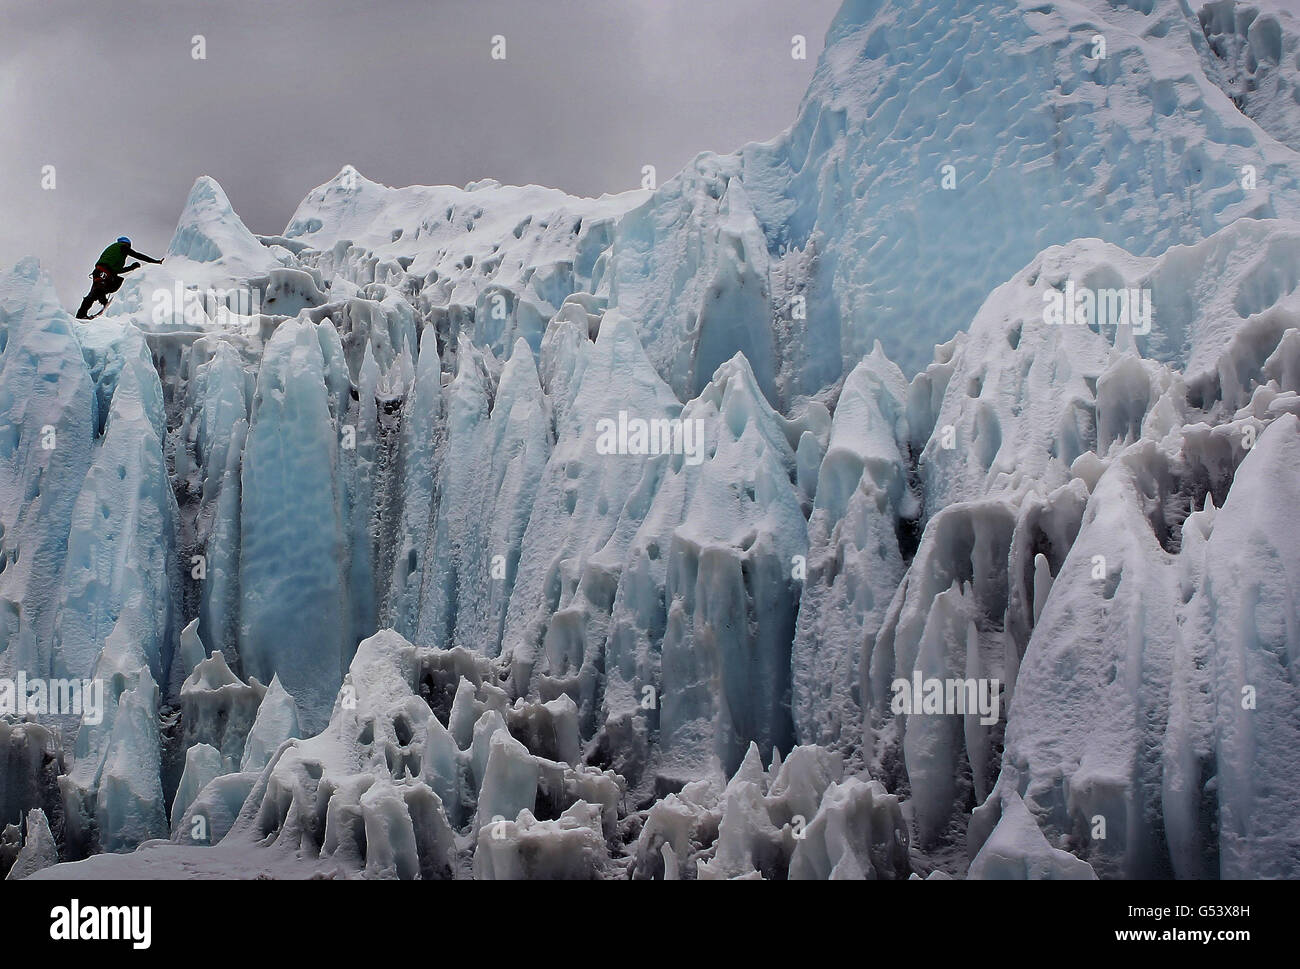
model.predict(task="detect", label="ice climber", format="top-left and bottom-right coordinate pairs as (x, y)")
top-left (75, 236), bottom-right (163, 319)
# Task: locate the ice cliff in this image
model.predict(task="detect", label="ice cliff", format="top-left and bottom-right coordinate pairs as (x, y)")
top-left (4, 0), bottom-right (1300, 880)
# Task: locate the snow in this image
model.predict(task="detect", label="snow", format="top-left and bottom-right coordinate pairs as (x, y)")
top-left (167, 177), bottom-right (284, 279)
top-left (282, 167), bottom-right (643, 363)
top-left (6, 0), bottom-right (1300, 881)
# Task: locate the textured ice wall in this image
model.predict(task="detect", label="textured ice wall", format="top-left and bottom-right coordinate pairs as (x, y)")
top-left (729, 0), bottom-right (1300, 378)
top-left (238, 319), bottom-right (349, 734)
top-left (7, 0), bottom-right (1300, 878)
top-left (0, 261), bottom-right (98, 680)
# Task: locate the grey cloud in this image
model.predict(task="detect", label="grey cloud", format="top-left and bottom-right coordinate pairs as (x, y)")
top-left (1, 0), bottom-right (841, 305)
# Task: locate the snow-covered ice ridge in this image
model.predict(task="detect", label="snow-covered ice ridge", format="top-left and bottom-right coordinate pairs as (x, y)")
top-left (4, 0), bottom-right (1300, 880)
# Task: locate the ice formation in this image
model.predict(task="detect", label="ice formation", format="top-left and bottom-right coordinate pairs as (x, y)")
top-left (4, 0), bottom-right (1300, 880)
top-left (4, 807), bottom-right (58, 880)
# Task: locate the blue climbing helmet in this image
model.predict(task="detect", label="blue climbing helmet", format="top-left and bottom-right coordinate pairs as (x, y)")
top-left (117, 236), bottom-right (131, 247)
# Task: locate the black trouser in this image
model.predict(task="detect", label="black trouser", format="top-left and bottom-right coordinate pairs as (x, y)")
top-left (76, 269), bottom-right (123, 318)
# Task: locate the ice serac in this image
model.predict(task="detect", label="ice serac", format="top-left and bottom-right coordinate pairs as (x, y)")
top-left (239, 318), bottom-right (347, 733)
top-left (954, 212), bottom-right (1300, 878)
top-left (414, 338), bottom-right (495, 652)
top-left (792, 345), bottom-right (911, 748)
top-left (861, 494), bottom-right (1020, 847)
top-left (628, 353), bottom-right (808, 784)
top-left (14, 0), bottom-right (1300, 882)
top-left (171, 771), bottom-right (258, 848)
top-left (0, 719), bottom-right (61, 833)
top-left (56, 328), bottom-right (180, 685)
top-left (240, 674), bottom-right (302, 773)
top-left (474, 340), bottom-right (552, 653)
top-left (0, 260), bottom-right (97, 680)
top-left (170, 742), bottom-right (224, 831)
top-left (473, 802), bottom-right (608, 880)
top-left (185, 341), bottom-right (249, 664)
top-left (180, 649), bottom-right (265, 769)
top-left (97, 667), bottom-right (168, 853)
top-left (654, 741), bottom-right (912, 881)
top-left (283, 166), bottom-right (642, 362)
top-left (404, 331), bottom-right (551, 655)
top-left (385, 324), bottom-right (443, 638)
top-left (502, 311), bottom-right (680, 720)
top-left (230, 630), bottom-right (456, 874)
top-left (585, 0), bottom-right (1300, 388)
top-left (105, 176), bottom-right (287, 326)
top-left (347, 341), bottom-right (381, 651)
top-left (167, 176), bottom-right (284, 278)
top-left (1169, 414), bottom-right (1300, 879)
top-left (981, 444), bottom-right (1183, 878)
top-left (6, 310), bottom-right (182, 857)
top-left (4, 808), bottom-right (58, 880)
top-left (968, 789), bottom-right (1097, 880)
top-left (174, 627), bottom-right (633, 878)
top-left (603, 161), bottom-right (778, 404)
top-left (915, 241), bottom-right (1128, 520)
top-left (787, 777), bottom-right (909, 880)
top-left (60, 607), bottom-right (164, 858)
top-left (474, 731), bottom-right (539, 833)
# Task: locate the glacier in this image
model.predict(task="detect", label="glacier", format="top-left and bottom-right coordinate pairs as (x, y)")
top-left (4, 0), bottom-right (1300, 881)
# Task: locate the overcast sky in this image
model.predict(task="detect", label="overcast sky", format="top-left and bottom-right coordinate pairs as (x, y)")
top-left (1, 0), bottom-right (842, 305)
